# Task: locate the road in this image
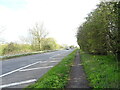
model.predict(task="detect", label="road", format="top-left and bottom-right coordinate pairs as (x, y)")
top-left (0, 49), bottom-right (74, 88)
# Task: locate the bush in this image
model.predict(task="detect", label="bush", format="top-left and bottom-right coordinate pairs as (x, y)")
top-left (1, 43), bottom-right (33, 55)
top-left (2, 42), bottom-right (17, 55)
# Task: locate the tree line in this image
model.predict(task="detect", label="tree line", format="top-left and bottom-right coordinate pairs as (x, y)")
top-left (77, 1), bottom-right (120, 61)
top-left (0, 23), bottom-right (62, 55)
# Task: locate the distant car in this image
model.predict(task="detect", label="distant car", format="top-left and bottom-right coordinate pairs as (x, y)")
top-left (66, 48), bottom-right (69, 50)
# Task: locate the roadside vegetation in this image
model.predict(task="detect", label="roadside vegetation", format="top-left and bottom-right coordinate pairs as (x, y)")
top-left (0, 43), bottom-right (32, 56)
top-left (77, 2), bottom-right (120, 60)
top-left (77, 1), bottom-right (120, 89)
top-left (0, 41), bottom-right (60, 56)
top-left (80, 50), bottom-right (119, 88)
top-left (0, 42), bottom-right (61, 60)
top-left (0, 23), bottom-right (76, 58)
top-left (0, 44), bottom-right (6, 55)
top-left (0, 23), bottom-right (64, 57)
top-left (24, 49), bottom-right (77, 89)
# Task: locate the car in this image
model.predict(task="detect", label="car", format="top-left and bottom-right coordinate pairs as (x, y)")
top-left (66, 48), bottom-right (69, 50)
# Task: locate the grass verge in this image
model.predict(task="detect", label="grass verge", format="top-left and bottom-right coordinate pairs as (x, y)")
top-left (24, 49), bottom-right (77, 89)
top-left (80, 50), bottom-right (120, 88)
top-left (0, 50), bottom-right (57, 60)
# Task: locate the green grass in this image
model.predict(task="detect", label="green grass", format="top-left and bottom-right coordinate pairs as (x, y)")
top-left (80, 50), bottom-right (120, 88)
top-left (24, 49), bottom-right (77, 89)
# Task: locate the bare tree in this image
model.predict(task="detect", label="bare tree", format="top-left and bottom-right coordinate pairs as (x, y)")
top-left (29, 23), bottom-right (48, 51)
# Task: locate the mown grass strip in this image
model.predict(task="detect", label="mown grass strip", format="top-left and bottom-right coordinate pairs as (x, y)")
top-left (80, 50), bottom-right (120, 88)
top-left (24, 49), bottom-right (77, 89)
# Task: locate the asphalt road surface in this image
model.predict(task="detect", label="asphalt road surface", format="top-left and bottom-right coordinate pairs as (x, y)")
top-left (0, 49), bottom-right (74, 89)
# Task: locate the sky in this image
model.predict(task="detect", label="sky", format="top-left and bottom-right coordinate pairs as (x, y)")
top-left (0, 0), bottom-right (100, 46)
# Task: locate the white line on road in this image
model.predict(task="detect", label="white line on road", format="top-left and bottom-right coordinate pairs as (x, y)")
top-left (19, 66), bottom-right (53, 72)
top-left (49, 51), bottom-right (71, 59)
top-left (0, 61), bottom-right (46, 78)
top-left (0, 50), bottom-right (71, 78)
top-left (49, 54), bottom-right (60, 59)
top-left (0, 60), bottom-right (59, 78)
top-left (0, 79), bottom-right (36, 88)
top-left (50, 61), bottom-right (59, 63)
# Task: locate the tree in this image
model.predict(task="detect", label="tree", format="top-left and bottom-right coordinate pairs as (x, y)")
top-left (111, 1), bottom-right (120, 61)
top-left (42, 38), bottom-right (58, 50)
top-left (77, 1), bottom-right (120, 60)
top-left (29, 23), bottom-right (48, 51)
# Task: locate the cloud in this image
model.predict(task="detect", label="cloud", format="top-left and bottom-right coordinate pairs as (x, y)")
top-left (0, 0), bottom-right (100, 45)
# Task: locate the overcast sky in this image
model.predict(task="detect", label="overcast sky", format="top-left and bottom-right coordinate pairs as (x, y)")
top-left (0, 0), bottom-right (100, 46)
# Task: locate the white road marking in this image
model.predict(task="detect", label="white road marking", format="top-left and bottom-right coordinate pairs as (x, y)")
top-left (41, 60), bottom-right (59, 63)
top-left (49, 54), bottom-right (60, 59)
top-left (49, 52), bottom-right (68, 59)
top-left (0, 79), bottom-right (36, 88)
top-left (0, 61), bottom-right (47, 78)
top-left (50, 61), bottom-right (59, 63)
top-left (19, 66), bottom-right (53, 72)
top-left (0, 60), bottom-right (59, 77)
top-left (0, 51), bottom-right (70, 78)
